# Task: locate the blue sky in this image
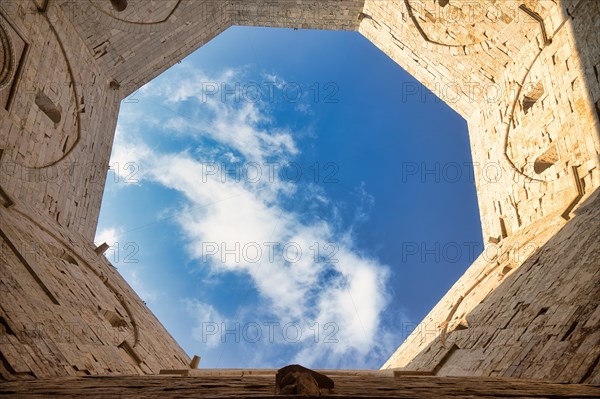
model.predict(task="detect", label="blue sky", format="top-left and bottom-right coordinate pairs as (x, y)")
top-left (95, 26), bottom-right (482, 369)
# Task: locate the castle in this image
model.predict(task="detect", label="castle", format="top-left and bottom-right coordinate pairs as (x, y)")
top-left (0, 0), bottom-right (598, 396)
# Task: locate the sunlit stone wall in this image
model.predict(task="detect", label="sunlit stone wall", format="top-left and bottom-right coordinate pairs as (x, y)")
top-left (0, 0), bottom-right (598, 381)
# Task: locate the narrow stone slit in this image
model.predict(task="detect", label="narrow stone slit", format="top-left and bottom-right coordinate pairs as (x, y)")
top-left (0, 351), bottom-right (17, 374)
top-left (0, 316), bottom-right (15, 336)
top-left (523, 81), bottom-right (544, 114)
top-left (536, 307), bottom-right (549, 317)
top-left (560, 321), bottom-right (578, 341)
top-left (499, 217), bottom-right (508, 239)
top-left (534, 144), bottom-right (558, 174)
top-left (35, 90), bottom-right (61, 123)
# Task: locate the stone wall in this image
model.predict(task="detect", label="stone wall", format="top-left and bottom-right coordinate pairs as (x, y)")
top-left (380, 0), bottom-right (600, 382)
top-left (0, 0), bottom-right (598, 382)
top-left (0, 0), bottom-right (120, 240)
top-left (358, 0), bottom-right (599, 242)
top-left (383, 189), bottom-right (600, 382)
top-left (0, 202), bottom-right (190, 379)
top-left (1, 373), bottom-right (599, 398)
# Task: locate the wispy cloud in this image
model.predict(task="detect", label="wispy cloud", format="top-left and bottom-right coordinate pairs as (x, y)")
top-left (187, 299), bottom-right (227, 349)
top-left (112, 65), bottom-right (396, 368)
top-left (95, 225), bottom-right (159, 304)
top-left (95, 226), bottom-right (122, 247)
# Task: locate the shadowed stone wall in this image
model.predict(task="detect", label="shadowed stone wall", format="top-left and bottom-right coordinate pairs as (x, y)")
top-left (0, 0), bottom-right (598, 381)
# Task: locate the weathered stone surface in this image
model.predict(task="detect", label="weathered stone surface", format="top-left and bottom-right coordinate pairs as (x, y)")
top-left (0, 0), bottom-right (598, 388)
top-left (276, 364), bottom-right (334, 395)
top-left (383, 188), bottom-right (600, 382)
top-left (0, 374), bottom-right (598, 398)
top-left (279, 373), bottom-right (320, 396)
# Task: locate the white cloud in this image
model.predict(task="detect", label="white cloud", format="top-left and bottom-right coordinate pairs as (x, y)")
top-left (108, 125), bottom-right (153, 184)
top-left (262, 72), bottom-right (287, 90)
top-left (95, 226), bottom-right (121, 247)
top-left (186, 299), bottom-right (227, 349)
top-left (111, 65), bottom-right (394, 368)
top-left (122, 268), bottom-right (159, 304)
top-left (295, 102), bottom-right (313, 115)
top-left (95, 225), bottom-right (159, 304)
top-left (132, 65), bottom-right (298, 163)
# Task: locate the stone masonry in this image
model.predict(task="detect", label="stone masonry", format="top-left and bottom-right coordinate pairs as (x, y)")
top-left (0, 0), bottom-right (598, 385)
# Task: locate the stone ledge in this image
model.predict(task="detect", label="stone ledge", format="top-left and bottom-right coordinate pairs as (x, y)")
top-left (0, 374), bottom-right (598, 398)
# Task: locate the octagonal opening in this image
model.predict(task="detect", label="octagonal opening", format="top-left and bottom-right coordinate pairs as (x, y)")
top-left (95, 26), bottom-right (482, 370)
